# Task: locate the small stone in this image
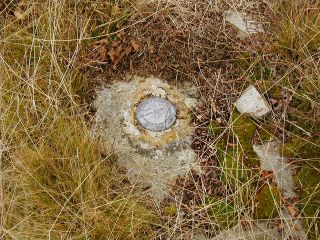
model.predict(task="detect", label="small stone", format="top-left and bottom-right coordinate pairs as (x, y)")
top-left (225, 11), bottom-right (264, 39)
top-left (234, 85), bottom-right (271, 117)
top-left (253, 141), bottom-right (296, 199)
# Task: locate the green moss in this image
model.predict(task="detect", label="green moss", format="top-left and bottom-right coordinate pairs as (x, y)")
top-left (255, 124), bottom-right (276, 143)
top-left (284, 84), bottom-right (320, 239)
top-left (218, 147), bottom-right (259, 192)
top-left (236, 53), bottom-right (272, 81)
top-left (283, 134), bottom-right (320, 159)
top-left (233, 2), bottom-right (320, 232)
top-left (215, 111), bottom-right (261, 189)
top-left (289, 94), bottom-right (311, 109)
top-left (232, 111), bottom-right (257, 144)
top-left (283, 89), bottom-right (320, 159)
top-left (252, 63), bottom-right (273, 81)
top-left (206, 197), bottom-right (236, 228)
top-left (163, 206), bottom-right (177, 216)
top-left (231, 111), bottom-right (260, 167)
top-left (208, 121), bottom-right (224, 136)
top-left (254, 185), bottom-right (281, 219)
top-left (294, 165), bottom-right (320, 239)
top-left (220, 148), bottom-right (246, 185)
top-left (257, 80), bottom-right (283, 99)
top-left (256, 130), bottom-right (274, 143)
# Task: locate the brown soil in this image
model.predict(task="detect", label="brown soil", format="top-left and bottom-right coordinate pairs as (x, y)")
top-left (77, 1), bottom-right (271, 104)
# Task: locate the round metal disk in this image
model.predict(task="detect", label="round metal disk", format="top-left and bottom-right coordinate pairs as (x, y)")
top-left (136, 97), bottom-right (177, 132)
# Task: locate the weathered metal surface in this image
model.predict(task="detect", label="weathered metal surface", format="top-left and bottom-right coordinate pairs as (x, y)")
top-left (136, 97), bottom-right (176, 132)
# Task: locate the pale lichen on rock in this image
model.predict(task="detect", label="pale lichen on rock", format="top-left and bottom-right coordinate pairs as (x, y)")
top-left (225, 11), bottom-right (264, 39)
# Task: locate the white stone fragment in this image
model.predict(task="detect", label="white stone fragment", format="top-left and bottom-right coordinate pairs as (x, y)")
top-left (211, 223), bottom-right (280, 240)
top-left (234, 85), bottom-right (271, 117)
top-left (253, 141), bottom-right (296, 199)
top-left (225, 11), bottom-right (264, 38)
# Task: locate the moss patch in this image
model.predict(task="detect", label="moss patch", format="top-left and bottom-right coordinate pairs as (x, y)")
top-left (220, 148), bottom-right (247, 186)
top-left (163, 206), bottom-right (177, 216)
top-left (208, 121), bottom-right (224, 136)
top-left (215, 111), bottom-right (261, 198)
top-left (231, 111), bottom-right (257, 144)
top-left (294, 165), bottom-right (320, 239)
top-left (231, 111), bottom-right (260, 167)
top-left (206, 197), bottom-right (236, 229)
top-left (255, 124), bottom-right (277, 143)
top-left (254, 185), bottom-right (281, 219)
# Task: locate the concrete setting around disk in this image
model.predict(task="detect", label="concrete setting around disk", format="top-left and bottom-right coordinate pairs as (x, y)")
top-left (92, 76), bottom-right (199, 201)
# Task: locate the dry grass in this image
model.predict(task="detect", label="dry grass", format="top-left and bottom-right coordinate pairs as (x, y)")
top-left (0, 0), bottom-right (157, 239)
top-left (1, 0), bottom-right (319, 239)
